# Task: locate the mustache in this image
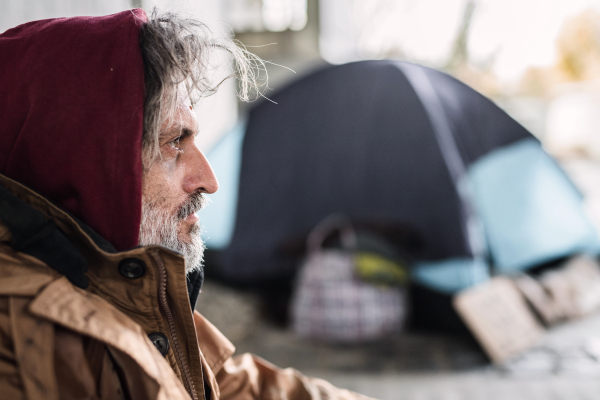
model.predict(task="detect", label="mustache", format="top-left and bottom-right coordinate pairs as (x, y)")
top-left (177, 191), bottom-right (207, 220)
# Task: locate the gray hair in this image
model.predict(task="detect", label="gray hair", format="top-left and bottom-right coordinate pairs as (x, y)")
top-left (139, 9), bottom-right (266, 168)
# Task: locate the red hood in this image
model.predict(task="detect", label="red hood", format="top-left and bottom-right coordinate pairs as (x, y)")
top-left (0, 9), bottom-right (147, 251)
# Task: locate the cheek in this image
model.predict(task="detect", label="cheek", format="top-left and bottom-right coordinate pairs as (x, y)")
top-left (142, 163), bottom-right (184, 205)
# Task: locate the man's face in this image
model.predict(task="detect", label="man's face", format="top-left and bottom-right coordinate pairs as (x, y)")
top-left (138, 101), bottom-right (219, 273)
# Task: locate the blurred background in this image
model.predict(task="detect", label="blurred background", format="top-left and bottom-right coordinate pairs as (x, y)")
top-left (5, 0), bottom-right (600, 398)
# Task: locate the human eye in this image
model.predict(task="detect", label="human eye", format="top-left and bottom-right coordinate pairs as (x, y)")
top-left (168, 138), bottom-right (183, 152)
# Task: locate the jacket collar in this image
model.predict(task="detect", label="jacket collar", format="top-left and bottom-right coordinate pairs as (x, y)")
top-left (0, 173), bottom-right (204, 309)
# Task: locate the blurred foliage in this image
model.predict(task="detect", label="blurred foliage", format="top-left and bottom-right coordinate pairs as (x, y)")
top-left (447, 7), bottom-right (600, 98)
top-left (519, 9), bottom-right (600, 96)
top-left (556, 9), bottom-right (600, 82)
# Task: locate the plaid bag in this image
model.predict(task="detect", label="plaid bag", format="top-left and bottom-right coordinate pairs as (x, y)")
top-left (290, 215), bottom-right (406, 342)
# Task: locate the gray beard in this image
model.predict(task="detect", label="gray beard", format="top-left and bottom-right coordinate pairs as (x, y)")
top-left (138, 194), bottom-right (206, 275)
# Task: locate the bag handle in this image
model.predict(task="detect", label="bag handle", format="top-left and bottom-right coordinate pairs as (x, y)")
top-left (306, 214), bottom-right (357, 255)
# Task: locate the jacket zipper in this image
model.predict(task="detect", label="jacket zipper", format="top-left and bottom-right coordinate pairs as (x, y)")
top-left (150, 250), bottom-right (203, 400)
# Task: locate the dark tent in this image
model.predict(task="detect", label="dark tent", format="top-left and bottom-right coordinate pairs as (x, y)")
top-left (200, 60), bottom-right (599, 294)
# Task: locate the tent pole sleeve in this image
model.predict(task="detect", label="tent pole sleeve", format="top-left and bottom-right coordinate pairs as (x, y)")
top-left (396, 62), bottom-right (488, 272)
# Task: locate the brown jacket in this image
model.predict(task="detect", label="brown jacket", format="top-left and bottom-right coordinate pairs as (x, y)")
top-left (0, 174), bottom-right (372, 400)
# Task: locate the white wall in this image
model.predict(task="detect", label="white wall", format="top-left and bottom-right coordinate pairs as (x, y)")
top-left (546, 81), bottom-right (600, 160)
top-left (318, 0), bottom-right (359, 64)
top-left (0, 0), bottom-right (131, 33)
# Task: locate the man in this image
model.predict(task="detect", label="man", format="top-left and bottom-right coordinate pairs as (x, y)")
top-left (0, 9), bottom-right (373, 400)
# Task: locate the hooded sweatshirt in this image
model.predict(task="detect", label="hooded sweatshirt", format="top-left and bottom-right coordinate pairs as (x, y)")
top-left (0, 9), bottom-right (146, 252)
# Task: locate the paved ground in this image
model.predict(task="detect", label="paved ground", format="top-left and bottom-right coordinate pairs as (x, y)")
top-left (310, 372), bottom-right (600, 400)
top-left (313, 312), bottom-right (600, 399)
top-left (197, 280), bottom-right (600, 400)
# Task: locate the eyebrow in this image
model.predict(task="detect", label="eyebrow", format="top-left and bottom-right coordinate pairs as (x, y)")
top-left (161, 125), bottom-right (199, 143)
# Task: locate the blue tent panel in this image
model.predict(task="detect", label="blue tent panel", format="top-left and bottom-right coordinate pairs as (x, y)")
top-left (199, 122), bottom-right (245, 249)
top-left (412, 258), bottom-right (490, 294)
top-left (470, 138), bottom-right (600, 272)
top-left (411, 138), bottom-right (600, 293)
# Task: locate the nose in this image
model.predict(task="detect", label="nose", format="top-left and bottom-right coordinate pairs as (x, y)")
top-left (183, 144), bottom-right (219, 194)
